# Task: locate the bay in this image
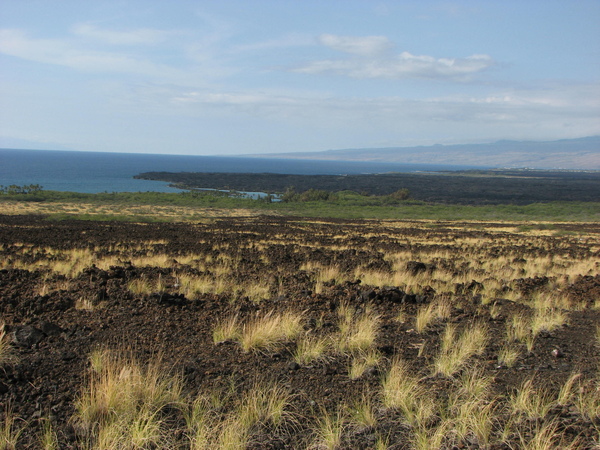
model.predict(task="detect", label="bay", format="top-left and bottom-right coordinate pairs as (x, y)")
top-left (1, 148), bottom-right (483, 194)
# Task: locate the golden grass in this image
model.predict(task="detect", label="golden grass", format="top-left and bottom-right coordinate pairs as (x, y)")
top-left (556, 373), bottom-right (581, 406)
top-left (411, 422), bottom-right (448, 450)
top-left (240, 310), bottom-right (304, 353)
top-left (517, 419), bottom-right (581, 450)
top-left (0, 218), bottom-right (599, 447)
top-left (0, 409), bottom-right (24, 450)
top-left (348, 349), bottom-right (381, 380)
top-left (212, 314), bottom-right (242, 344)
top-left (347, 392), bottom-right (377, 430)
top-left (509, 378), bottom-right (554, 420)
top-left (293, 334), bottom-right (330, 365)
top-left (335, 304), bottom-right (380, 354)
top-left (432, 322), bottom-right (488, 377)
top-left (455, 367), bottom-right (493, 400)
top-left (75, 296), bottom-right (100, 311)
top-left (573, 378), bottom-right (600, 420)
top-left (74, 350), bottom-right (182, 448)
top-left (310, 408), bottom-right (345, 450)
top-left (414, 303), bottom-right (437, 333)
top-left (381, 358), bottom-right (434, 426)
top-left (183, 381), bottom-right (292, 450)
top-left (236, 381), bottom-right (291, 427)
top-left (497, 344), bottom-right (520, 368)
top-left (507, 312), bottom-right (532, 342)
top-left (183, 394), bottom-right (216, 450)
top-left (241, 280), bottom-right (272, 302)
top-left (213, 310), bottom-right (305, 353)
top-left (178, 274), bottom-right (231, 298)
top-left (530, 307), bottom-right (569, 335)
top-left (0, 200), bottom-right (261, 219)
top-left (414, 299), bottom-right (451, 333)
top-left (39, 417), bottom-right (58, 450)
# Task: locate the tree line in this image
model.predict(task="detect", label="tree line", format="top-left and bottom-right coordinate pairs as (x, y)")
top-left (0, 184), bottom-right (44, 195)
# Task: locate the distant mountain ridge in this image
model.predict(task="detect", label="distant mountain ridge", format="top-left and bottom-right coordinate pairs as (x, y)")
top-left (253, 136), bottom-right (600, 170)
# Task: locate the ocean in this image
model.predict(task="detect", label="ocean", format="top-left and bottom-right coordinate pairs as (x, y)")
top-left (1, 148), bottom-right (482, 194)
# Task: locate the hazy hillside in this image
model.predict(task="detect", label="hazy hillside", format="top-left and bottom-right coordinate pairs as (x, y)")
top-left (253, 136), bottom-right (600, 170)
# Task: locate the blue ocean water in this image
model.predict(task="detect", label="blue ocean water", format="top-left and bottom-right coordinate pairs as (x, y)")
top-left (1, 148), bottom-right (482, 193)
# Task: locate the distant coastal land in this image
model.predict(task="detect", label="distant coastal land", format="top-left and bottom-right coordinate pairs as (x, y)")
top-left (134, 169), bottom-right (600, 205)
top-left (248, 136), bottom-right (600, 170)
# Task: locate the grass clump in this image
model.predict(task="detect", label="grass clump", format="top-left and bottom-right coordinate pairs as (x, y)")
top-left (237, 382), bottom-right (291, 427)
top-left (347, 392), bottom-right (377, 430)
top-left (311, 408), bottom-right (345, 450)
top-left (381, 358), bottom-right (434, 427)
top-left (213, 310), bottom-right (305, 353)
top-left (182, 394), bottom-right (218, 450)
top-left (497, 344), bottom-right (520, 368)
top-left (573, 377), bottom-right (600, 420)
top-left (240, 310), bottom-right (304, 353)
top-left (39, 417), bottom-right (58, 450)
top-left (530, 307), bottom-right (568, 335)
top-left (183, 381), bottom-right (292, 450)
top-left (335, 303), bottom-right (380, 354)
top-left (74, 349), bottom-right (182, 449)
top-left (414, 300), bottom-right (451, 333)
top-left (0, 409), bottom-right (25, 450)
top-left (212, 314), bottom-right (241, 344)
top-left (516, 420), bottom-right (581, 450)
top-left (293, 334), bottom-right (330, 365)
top-left (509, 378), bottom-right (554, 420)
top-left (348, 349), bottom-right (381, 380)
top-left (432, 322), bottom-right (488, 377)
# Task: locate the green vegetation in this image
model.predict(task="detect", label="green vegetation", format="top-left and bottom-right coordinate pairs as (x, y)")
top-left (1, 186), bottom-right (598, 221)
top-left (0, 184), bottom-right (43, 195)
top-left (136, 170), bottom-right (600, 204)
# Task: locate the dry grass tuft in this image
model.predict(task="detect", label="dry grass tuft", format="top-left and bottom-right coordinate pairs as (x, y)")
top-left (497, 344), bottom-right (520, 368)
top-left (509, 378), bottom-right (554, 420)
top-left (213, 314), bottom-right (241, 344)
top-left (213, 310), bottom-right (305, 353)
top-left (293, 334), bottom-right (330, 365)
top-left (74, 350), bottom-right (182, 449)
top-left (310, 408), bottom-right (345, 450)
top-left (348, 349), bottom-right (381, 380)
top-left (381, 358), bottom-right (434, 426)
top-left (432, 322), bottom-right (489, 377)
top-left (240, 310), bottom-right (304, 353)
top-left (0, 409), bottom-right (25, 450)
top-left (335, 304), bottom-right (380, 354)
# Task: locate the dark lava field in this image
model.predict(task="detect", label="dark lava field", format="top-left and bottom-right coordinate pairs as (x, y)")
top-left (0, 215), bottom-right (598, 449)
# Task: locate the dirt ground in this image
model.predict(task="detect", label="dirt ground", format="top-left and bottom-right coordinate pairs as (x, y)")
top-left (0, 215), bottom-right (598, 449)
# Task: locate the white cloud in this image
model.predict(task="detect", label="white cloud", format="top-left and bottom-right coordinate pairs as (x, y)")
top-left (0, 29), bottom-right (183, 78)
top-left (290, 33), bottom-right (494, 80)
top-left (318, 34), bottom-right (393, 56)
top-left (173, 91), bottom-right (277, 105)
top-left (293, 50), bottom-right (494, 80)
top-left (71, 23), bottom-right (172, 45)
top-left (158, 81), bottom-right (600, 143)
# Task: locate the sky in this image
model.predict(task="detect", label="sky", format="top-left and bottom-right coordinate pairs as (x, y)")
top-left (0, 0), bottom-right (599, 155)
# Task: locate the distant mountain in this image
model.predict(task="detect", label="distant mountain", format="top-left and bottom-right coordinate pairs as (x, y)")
top-left (252, 136), bottom-right (600, 170)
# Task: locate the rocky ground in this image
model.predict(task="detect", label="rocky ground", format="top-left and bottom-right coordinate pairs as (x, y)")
top-left (0, 214), bottom-right (598, 449)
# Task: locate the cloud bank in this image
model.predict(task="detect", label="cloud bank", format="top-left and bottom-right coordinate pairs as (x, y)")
top-left (288, 34), bottom-right (495, 80)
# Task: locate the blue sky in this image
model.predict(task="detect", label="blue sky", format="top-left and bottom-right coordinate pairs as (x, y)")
top-left (0, 0), bottom-right (598, 155)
